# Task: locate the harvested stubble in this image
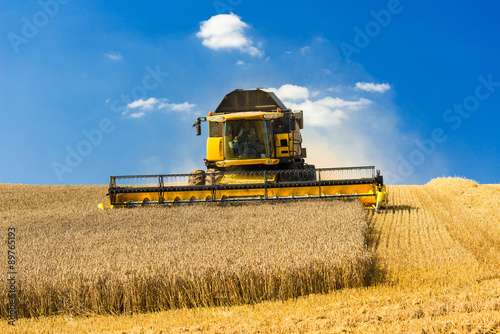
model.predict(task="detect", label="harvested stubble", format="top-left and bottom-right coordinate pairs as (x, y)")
top-left (367, 177), bottom-right (500, 287)
top-left (0, 184), bottom-right (373, 318)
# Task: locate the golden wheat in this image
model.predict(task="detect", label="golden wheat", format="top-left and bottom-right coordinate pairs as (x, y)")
top-left (2, 178), bottom-right (500, 333)
top-left (0, 184), bottom-right (372, 318)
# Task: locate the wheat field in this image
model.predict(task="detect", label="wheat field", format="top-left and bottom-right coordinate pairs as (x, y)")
top-left (0, 184), bottom-right (372, 318)
top-left (1, 178), bottom-right (500, 333)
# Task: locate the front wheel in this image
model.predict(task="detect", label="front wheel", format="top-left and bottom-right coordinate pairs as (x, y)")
top-left (188, 169), bottom-right (206, 185)
top-left (304, 164), bottom-right (316, 181)
top-left (206, 168), bottom-right (223, 185)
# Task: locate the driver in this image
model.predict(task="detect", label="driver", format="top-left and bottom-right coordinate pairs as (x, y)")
top-left (235, 121), bottom-right (257, 158)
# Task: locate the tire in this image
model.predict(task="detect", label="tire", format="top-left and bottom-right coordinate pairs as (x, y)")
top-left (304, 164), bottom-right (316, 181)
top-left (188, 170), bottom-right (206, 185)
top-left (205, 168), bottom-right (223, 185)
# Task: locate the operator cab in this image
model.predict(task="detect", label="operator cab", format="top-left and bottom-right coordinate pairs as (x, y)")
top-left (194, 88), bottom-right (306, 170)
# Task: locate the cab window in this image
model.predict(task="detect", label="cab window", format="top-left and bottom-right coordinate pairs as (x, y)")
top-left (224, 120), bottom-right (268, 159)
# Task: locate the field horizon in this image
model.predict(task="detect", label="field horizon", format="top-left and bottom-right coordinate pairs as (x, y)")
top-left (1, 177), bottom-right (500, 333)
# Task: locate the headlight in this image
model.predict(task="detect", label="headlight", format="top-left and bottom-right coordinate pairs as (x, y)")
top-left (263, 113), bottom-right (283, 119)
top-left (207, 116), bottom-right (225, 122)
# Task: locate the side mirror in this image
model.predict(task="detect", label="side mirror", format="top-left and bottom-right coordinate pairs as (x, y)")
top-left (192, 117), bottom-right (206, 136)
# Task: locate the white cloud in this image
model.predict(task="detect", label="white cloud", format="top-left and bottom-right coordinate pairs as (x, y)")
top-left (266, 84), bottom-right (413, 184)
top-left (267, 84), bottom-right (310, 101)
top-left (129, 111), bottom-right (146, 118)
top-left (105, 52), bottom-right (122, 61)
top-left (326, 85), bottom-right (342, 93)
top-left (124, 97), bottom-right (196, 118)
top-left (236, 60), bottom-right (245, 66)
top-left (127, 97), bottom-right (158, 111)
top-left (300, 46), bottom-right (311, 54)
top-left (355, 82), bottom-right (391, 93)
top-left (160, 101), bottom-right (196, 112)
top-left (196, 13), bottom-right (263, 57)
top-left (285, 96), bottom-right (371, 127)
top-left (268, 84), bottom-right (370, 126)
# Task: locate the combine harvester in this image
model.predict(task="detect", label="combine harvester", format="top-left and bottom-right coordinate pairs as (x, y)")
top-left (107, 89), bottom-right (386, 211)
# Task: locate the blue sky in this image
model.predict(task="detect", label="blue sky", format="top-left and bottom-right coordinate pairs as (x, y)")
top-left (1, 0), bottom-right (499, 185)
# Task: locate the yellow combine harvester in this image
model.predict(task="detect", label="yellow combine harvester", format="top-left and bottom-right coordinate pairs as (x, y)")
top-left (108, 88), bottom-right (387, 211)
